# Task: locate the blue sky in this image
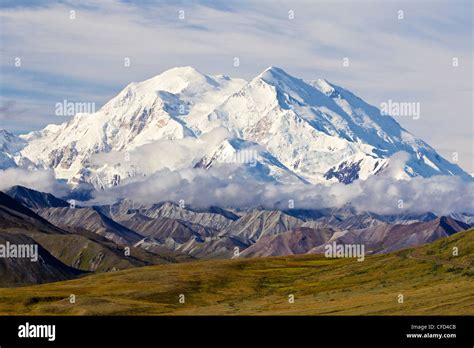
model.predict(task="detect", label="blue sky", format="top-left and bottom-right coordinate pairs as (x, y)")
top-left (0, 0), bottom-right (472, 172)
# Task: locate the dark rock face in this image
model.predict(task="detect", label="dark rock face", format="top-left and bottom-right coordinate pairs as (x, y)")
top-left (324, 160), bottom-right (362, 184)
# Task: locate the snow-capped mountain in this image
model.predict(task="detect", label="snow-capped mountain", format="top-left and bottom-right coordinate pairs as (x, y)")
top-left (0, 129), bottom-right (28, 169)
top-left (18, 67), bottom-right (246, 187)
top-left (4, 66), bottom-right (471, 188)
top-left (194, 138), bottom-right (309, 184)
top-left (205, 67), bottom-right (468, 183)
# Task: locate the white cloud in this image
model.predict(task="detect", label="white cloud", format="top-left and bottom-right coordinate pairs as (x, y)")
top-left (90, 127), bottom-right (231, 174)
top-left (88, 152), bottom-right (474, 216)
top-left (1, 151), bottom-right (471, 216)
top-left (0, 168), bottom-right (69, 196)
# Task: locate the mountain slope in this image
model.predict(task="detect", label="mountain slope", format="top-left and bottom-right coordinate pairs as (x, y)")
top-left (135, 234), bottom-right (247, 259)
top-left (30, 232), bottom-right (177, 272)
top-left (239, 227), bottom-right (335, 258)
top-left (223, 209), bottom-right (305, 243)
top-left (118, 212), bottom-right (247, 258)
top-left (0, 191), bottom-right (184, 273)
top-left (0, 192), bottom-right (63, 233)
top-left (18, 67), bottom-right (245, 187)
top-left (35, 207), bottom-right (144, 245)
top-left (117, 212), bottom-right (218, 244)
top-left (310, 216), bottom-right (469, 254)
top-left (6, 185), bottom-right (69, 209)
top-left (0, 129), bottom-right (27, 169)
top-left (96, 200), bottom-right (237, 230)
top-left (208, 67), bottom-right (469, 183)
top-left (0, 228), bottom-right (471, 314)
top-left (139, 202), bottom-right (237, 230)
top-left (0, 232), bottom-right (83, 287)
top-left (236, 216), bottom-right (469, 258)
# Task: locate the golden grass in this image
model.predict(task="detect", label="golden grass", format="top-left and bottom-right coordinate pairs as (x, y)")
top-left (0, 229), bottom-right (472, 315)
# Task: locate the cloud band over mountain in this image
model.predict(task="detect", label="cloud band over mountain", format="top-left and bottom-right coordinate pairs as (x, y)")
top-left (84, 151), bottom-right (473, 216)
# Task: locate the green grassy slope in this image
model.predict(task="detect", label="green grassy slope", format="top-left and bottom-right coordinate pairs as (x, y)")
top-left (0, 228), bottom-right (472, 315)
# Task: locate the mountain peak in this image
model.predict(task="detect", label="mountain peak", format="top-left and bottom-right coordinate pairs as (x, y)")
top-left (258, 66), bottom-right (292, 81)
top-left (254, 66), bottom-right (316, 100)
top-left (6, 185), bottom-right (70, 209)
top-left (161, 65), bottom-right (204, 77)
top-left (130, 66), bottom-right (216, 96)
top-left (261, 65), bottom-right (286, 73)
